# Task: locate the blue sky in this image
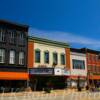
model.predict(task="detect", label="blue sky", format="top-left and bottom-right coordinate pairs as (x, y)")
top-left (0, 0), bottom-right (100, 50)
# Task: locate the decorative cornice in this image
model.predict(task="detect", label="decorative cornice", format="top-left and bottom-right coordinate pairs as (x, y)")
top-left (28, 36), bottom-right (69, 48)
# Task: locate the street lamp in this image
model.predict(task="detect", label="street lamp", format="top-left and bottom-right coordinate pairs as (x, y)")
top-left (77, 75), bottom-right (81, 91)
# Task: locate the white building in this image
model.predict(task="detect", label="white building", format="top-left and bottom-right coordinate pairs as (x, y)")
top-left (70, 48), bottom-right (87, 88)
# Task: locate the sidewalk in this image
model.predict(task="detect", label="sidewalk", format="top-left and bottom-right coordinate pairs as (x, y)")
top-left (0, 89), bottom-right (73, 97)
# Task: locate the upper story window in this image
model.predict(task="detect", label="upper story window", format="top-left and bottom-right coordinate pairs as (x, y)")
top-left (19, 33), bottom-right (24, 39)
top-left (72, 59), bottom-right (85, 69)
top-left (35, 49), bottom-right (40, 63)
top-left (9, 50), bottom-right (15, 64)
top-left (88, 53), bottom-right (91, 61)
top-left (19, 52), bottom-right (25, 65)
top-left (96, 55), bottom-right (98, 61)
top-left (92, 55), bottom-right (96, 61)
top-left (44, 51), bottom-right (49, 64)
top-left (9, 31), bottom-right (15, 44)
top-left (19, 33), bottom-right (25, 45)
top-left (53, 52), bottom-right (58, 65)
top-left (0, 49), bottom-right (5, 63)
top-left (0, 29), bottom-right (5, 42)
top-left (61, 54), bottom-right (65, 65)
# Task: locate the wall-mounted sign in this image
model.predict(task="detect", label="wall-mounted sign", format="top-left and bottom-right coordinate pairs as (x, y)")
top-left (62, 69), bottom-right (70, 76)
top-left (29, 68), bottom-right (54, 75)
top-left (54, 68), bottom-right (62, 75)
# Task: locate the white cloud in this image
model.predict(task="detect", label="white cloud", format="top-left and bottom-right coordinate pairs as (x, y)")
top-left (29, 28), bottom-right (100, 50)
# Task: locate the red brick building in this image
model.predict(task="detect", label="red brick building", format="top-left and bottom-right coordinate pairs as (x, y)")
top-left (81, 48), bottom-right (100, 86)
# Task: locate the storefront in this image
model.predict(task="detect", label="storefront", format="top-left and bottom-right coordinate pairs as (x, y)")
top-left (70, 48), bottom-right (87, 88)
top-left (29, 68), bottom-right (70, 90)
top-left (0, 72), bottom-right (28, 92)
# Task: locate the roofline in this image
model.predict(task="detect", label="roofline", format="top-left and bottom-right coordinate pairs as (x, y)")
top-left (28, 36), bottom-right (69, 48)
top-left (81, 48), bottom-right (100, 54)
top-left (0, 19), bottom-right (29, 28)
top-left (70, 48), bottom-right (86, 54)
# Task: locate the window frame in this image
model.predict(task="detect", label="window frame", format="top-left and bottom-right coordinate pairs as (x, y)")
top-left (44, 50), bottom-right (49, 64)
top-left (0, 29), bottom-right (5, 42)
top-left (9, 50), bottom-right (15, 64)
top-left (60, 53), bottom-right (65, 65)
top-left (35, 49), bottom-right (41, 63)
top-left (53, 52), bottom-right (58, 65)
top-left (0, 49), bottom-right (5, 63)
top-left (9, 30), bottom-right (15, 44)
top-left (19, 51), bottom-right (25, 65)
top-left (72, 59), bottom-right (85, 70)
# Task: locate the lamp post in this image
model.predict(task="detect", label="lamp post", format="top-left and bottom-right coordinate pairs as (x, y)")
top-left (87, 69), bottom-right (94, 90)
top-left (87, 70), bottom-right (90, 90)
top-left (77, 75), bottom-right (81, 91)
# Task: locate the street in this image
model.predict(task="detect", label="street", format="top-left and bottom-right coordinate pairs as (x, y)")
top-left (1, 91), bottom-right (100, 100)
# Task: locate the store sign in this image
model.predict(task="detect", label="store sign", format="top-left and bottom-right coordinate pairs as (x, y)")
top-left (62, 69), bottom-right (70, 76)
top-left (29, 68), bottom-right (54, 75)
top-left (54, 68), bottom-right (62, 75)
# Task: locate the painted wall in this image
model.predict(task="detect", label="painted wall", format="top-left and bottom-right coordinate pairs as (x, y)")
top-left (34, 42), bottom-right (66, 68)
top-left (65, 48), bottom-right (70, 70)
top-left (28, 41), bottom-right (34, 68)
top-left (70, 52), bottom-right (87, 77)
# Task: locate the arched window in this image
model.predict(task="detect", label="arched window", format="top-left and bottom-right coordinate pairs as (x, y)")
top-left (53, 52), bottom-right (58, 65)
top-left (60, 53), bottom-right (65, 65)
top-left (35, 49), bottom-right (41, 63)
top-left (44, 50), bottom-right (49, 64)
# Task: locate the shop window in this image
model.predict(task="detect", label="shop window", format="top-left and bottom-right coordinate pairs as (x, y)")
top-left (35, 49), bottom-right (41, 63)
top-left (0, 49), bottom-right (5, 63)
top-left (61, 53), bottom-right (65, 65)
top-left (9, 50), bottom-right (15, 64)
top-left (19, 52), bottom-right (25, 65)
top-left (72, 59), bottom-right (85, 69)
top-left (44, 51), bottom-right (49, 64)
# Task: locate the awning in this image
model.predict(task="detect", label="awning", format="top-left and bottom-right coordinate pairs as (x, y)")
top-left (0, 72), bottom-right (29, 80)
top-left (89, 75), bottom-right (100, 80)
top-left (70, 75), bottom-right (86, 80)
